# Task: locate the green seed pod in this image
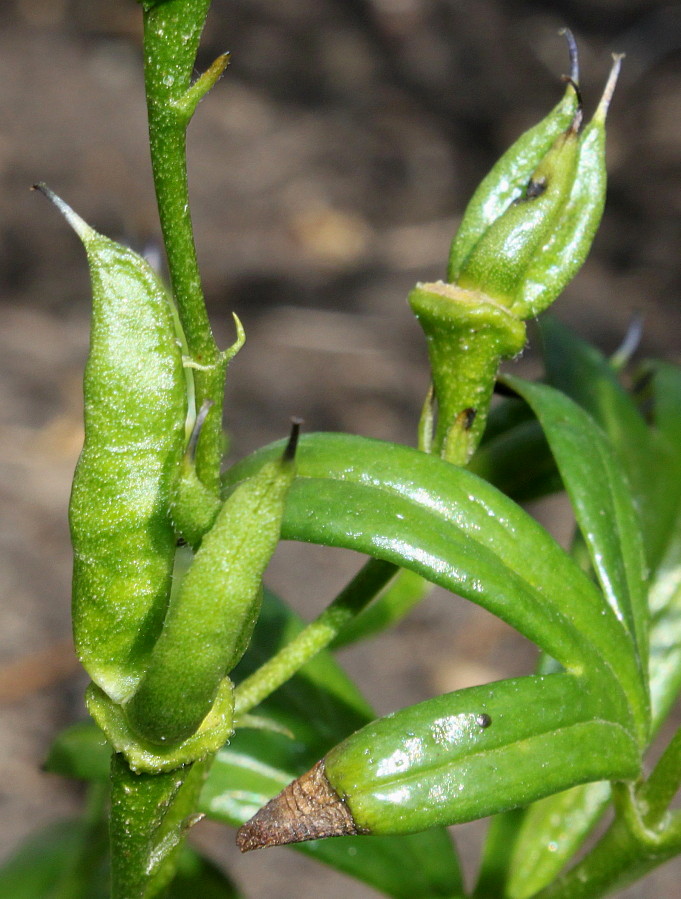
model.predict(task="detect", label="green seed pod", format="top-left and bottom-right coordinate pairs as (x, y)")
top-left (454, 55), bottom-right (622, 315)
top-left (448, 48), bottom-right (580, 283)
top-left (455, 118), bottom-right (581, 307)
top-left (410, 50), bottom-right (622, 463)
top-left (171, 402), bottom-right (222, 549)
top-left (124, 425), bottom-right (299, 747)
top-left (512, 59), bottom-right (621, 318)
top-left (237, 674), bottom-right (640, 850)
top-left (36, 186), bottom-right (187, 704)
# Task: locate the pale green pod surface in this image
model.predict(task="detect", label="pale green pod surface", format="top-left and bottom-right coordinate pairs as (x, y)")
top-left (40, 188), bottom-right (187, 704)
top-left (448, 82), bottom-right (579, 283)
top-left (171, 455), bottom-right (221, 549)
top-left (511, 79), bottom-right (614, 318)
top-left (456, 125), bottom-right (580, 307)
top-left (453, 55), bottom-right (621, 315)
top-left (125, 446), bottom-right (296, 746)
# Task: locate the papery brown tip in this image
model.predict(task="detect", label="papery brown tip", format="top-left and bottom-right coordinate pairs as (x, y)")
top-left (236, 760), bottom-right (358, 852)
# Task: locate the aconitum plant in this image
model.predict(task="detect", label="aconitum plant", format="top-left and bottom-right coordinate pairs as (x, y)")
top-left (2, 3), bottom-right (680, 898)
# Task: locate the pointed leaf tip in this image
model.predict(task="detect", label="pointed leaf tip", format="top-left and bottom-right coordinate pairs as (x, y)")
top-left (32, 183), bottom-right (94, 242)
top-left (236, 760), bottom-right (358, 852)
top-left (594, 53), bottom-right (624, 123)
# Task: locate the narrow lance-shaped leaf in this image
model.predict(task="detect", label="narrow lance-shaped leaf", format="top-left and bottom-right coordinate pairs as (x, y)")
top-left (223, 432), bottom-right (644, 724)
top-left (498, 356), bottom-right (681, 899)
top-left (206, 588), bottom-right (465, 898)
top-left (236, 673), bottom-right (640, 849)
top-left (502, 376), bottom-right (650, 744)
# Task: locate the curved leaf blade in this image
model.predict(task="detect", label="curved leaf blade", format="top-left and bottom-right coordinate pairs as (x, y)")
top-left (502, 376), bottom-right (649, 742)
top-left (322, 674), bottom-right (639, 837)
top-left (205, 589), bottom-right (465, 898)
top-left (224, 433), bottom-right (642, 733)
top-left (541, 318), bottom-right (674, 573)
top-left (202, 732), bottom-right (464, 899)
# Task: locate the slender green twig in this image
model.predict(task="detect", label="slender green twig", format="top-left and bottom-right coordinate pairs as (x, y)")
top-left (233, 558), bottom-right (397, 717)
top-left (143, 0), bottom-right (227, 491)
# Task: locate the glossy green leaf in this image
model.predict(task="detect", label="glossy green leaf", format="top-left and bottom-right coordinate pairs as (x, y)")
top-left (205, 589), bottom-right (465, 898)
top-left (644, 363), bottom-right (681, 725)
top-left (502, 376), bottom-right (649, 742)
top-left (489, 350), bottom-right (681, 898)
top-left (223, 433), bottom-right (641, 732)
top-left (0, 819), bottom-right (108, 899)
top-left (538, 328), bottom-right (681, 726)
top-left (541, 317), bottom-right (675, 571)
top-left (321, 674), bottom-right (638, 838)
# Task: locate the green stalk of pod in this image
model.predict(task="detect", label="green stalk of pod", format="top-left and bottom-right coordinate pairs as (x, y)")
top-left (36, 186), bottom-right (187, 705)
top-left (124, 426), bottom-right (299, 747)
top-left (171, 401), bottom-right (222, 550)
top-left (409, 283), bottom-right (526, 463)
top-left (411, 51), bottom-right (622, 464)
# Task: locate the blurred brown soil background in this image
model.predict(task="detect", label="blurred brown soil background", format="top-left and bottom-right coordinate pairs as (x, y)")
top-left (1, 1), bottom-right (680, 896)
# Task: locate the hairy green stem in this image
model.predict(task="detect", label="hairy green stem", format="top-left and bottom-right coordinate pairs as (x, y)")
top-left (110, 753), bottom-right (212, 899)
top-left (143, 0), bottom-right (226, 491)
top-left (233, 558), bottom-right (397, 717)
top-left (639, 725), bottom-right (681, 826)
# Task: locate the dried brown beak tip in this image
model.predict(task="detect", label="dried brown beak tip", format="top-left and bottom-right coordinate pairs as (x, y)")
top-left (236, 760), bottom-right (358, 852)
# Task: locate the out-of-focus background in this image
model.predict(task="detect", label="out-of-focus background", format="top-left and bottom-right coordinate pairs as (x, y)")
top-left (1, 1), bottom-right (680, 895)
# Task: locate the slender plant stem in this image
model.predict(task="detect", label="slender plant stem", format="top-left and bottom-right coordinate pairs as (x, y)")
top-left (638, 725), bottom-right (681, 823)
top-left (143, 0), bottom-right (227, 491)
top-left (535, 783), bottom-right (681, 899)
top-left (234, 558), bottom-right (397, 717)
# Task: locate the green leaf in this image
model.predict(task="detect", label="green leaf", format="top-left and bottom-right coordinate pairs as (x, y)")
top-left (223, 433), bottom-right (641, 733)
top-left (644, 363), bottom-right (681, 725)
top-left (204, 590), bottom-right (465, 898)
top-left (0, 819), bottom-right (108, 899)
top-left (496, 330), bottom-right (681, 899)
top-left (502, 781), bottom-right (612, 898)
top-left (502, 376), bottom-right (649, 743)
top-left (44, 720), bottom-right (111, 782)
top-left (541, 317), bottom-right (675, 572)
